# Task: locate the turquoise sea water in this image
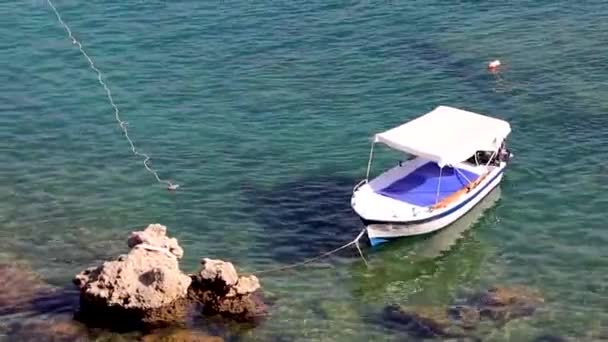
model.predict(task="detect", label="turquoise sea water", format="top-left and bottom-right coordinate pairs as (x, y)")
top-left (1, 0), bottom-right (607, 340)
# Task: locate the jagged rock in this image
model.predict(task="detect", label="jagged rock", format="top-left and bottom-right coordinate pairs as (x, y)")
top-left (197, 259), bottom-right (260, 297)
top-left (127, 224), bottom-right (184, 259)
top-left (233, 275), bottom-right (260, 296)
top-left (199, 258), bottom-right (239, 294)
top-left (73, 224), bottom-right (191, 329)
top-left (141, 328), bottom-right (224, 342)
top-left (201, 289), bottom-right (267, 322)
top-left (74, 224), bottom-right (269, 329)
top-left (190, 259), bottom-right (267, 323)
top-left (75, 247), bottom-right (191, 310)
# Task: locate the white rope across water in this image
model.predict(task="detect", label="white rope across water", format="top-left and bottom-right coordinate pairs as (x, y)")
top-left (251, 228), bottom-right (368, 275)
top-left (45, 0), bottom-right (179, 190)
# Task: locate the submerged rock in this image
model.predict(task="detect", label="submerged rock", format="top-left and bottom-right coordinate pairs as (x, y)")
top-left (447, 305), bottom-right (480, 329)
top-left (533, 334), bottom-right (570, 342)
top-left (465, 285), bottom-right (544, 322)
top-left (471, 285), bottom-right (544, 307)
top-left (380, 304), bottom-right (465, 339)
top-left (189, 259), bottom-right (267, 322)
top-left (0, 262), bottom-right (54, 314)
top-left (0, 261), bottom-right (78, 318)
top-left (376, 285), bottom-right (544, 339)
top-left (141, 328), bottom-right (224, 342)
top-left (7, 317), bottom-right (89, 342)
top-left (73, 224), bottom-right (192, 329)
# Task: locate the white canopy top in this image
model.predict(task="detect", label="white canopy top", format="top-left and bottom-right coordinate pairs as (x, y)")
top-left (374, 106), bottom-right (511, 167)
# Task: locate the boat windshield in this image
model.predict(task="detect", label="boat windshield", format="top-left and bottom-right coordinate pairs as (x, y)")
top-left (465, 151), bottom-right (497, 166)
top-left (464, 142), bottom-right (509, 167)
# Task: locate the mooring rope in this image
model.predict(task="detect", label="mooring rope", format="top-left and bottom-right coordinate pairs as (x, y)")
top-left (45, 0), bottom-right (179, 190)
top-left (251, 229), bottom-right (368, 275)
top-left (44, 1), bottom-right (372, 276)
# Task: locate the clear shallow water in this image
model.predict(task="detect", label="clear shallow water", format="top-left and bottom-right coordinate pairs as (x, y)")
top-left (1, 0), bottom-right (607, 340)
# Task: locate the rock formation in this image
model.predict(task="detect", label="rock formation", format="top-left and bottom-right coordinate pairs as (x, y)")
top-left (73, 224), bottom-right (192, 329)
top-left (73, 224), bottom-right (268, 331)
top-left (189, 258), bottom-right (267, 322)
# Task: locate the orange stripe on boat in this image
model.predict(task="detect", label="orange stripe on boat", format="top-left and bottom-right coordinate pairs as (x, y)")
top-left (431, 171), bottom-right (490, 210)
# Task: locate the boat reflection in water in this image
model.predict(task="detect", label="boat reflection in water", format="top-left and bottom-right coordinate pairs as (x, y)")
top-left (412, 186), bottom-right (501, 259)
top-left (349, 187), bottom-right (502, 305)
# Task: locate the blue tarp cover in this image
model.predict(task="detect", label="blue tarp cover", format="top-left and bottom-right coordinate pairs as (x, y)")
top-left (376, 163), bottom-right (479, 207)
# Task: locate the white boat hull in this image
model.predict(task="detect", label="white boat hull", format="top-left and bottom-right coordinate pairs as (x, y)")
top-left (361, 167), bottom-right (504, 246)
top-left (351, 105), bottom-right (512, 246)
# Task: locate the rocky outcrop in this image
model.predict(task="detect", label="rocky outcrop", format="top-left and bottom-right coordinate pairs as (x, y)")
top-left (73, 224), bottom-right (192, 329)
top-left (73, 224), bottom-right (268, 331)
top-left (189, 258), bottom-right (267, 322)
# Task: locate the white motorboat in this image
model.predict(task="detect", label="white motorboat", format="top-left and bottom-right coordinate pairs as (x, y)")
top-left (351, 105), bottom-right (511, 246)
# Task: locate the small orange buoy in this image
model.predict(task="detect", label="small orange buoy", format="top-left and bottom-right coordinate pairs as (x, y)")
top-left (488, 59), bottom-right (501, 71)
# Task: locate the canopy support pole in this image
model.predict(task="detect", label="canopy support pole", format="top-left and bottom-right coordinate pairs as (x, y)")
top-left (365, 142), bottom-right (375, 181)
top-left (456, 168), bottom-right (472, 184)
top-left (435, 166), bottom-right (443, 204)
top-left (484, 150), bottom-right (498, 167)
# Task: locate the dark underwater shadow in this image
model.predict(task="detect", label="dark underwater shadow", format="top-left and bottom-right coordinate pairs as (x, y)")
top-left (0, 286), bottom-right (80, 319)
top-left (242, 172), bottom-right (365, 264)
top-left (28, 286), bottom-right (80, 317)
top-left (0, 261), bottom-right (80, 318)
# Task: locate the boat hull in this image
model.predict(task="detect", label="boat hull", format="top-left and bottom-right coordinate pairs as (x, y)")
top-left (362, 170), bottom-right (503, 246)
